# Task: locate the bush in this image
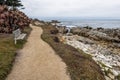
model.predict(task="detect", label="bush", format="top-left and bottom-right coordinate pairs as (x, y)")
top-left (54, 36), bottom-right (60, 43)
top-left (40, 24), bottom-right (106, 80)
top-left (50, 29), bottom-right (59, 34)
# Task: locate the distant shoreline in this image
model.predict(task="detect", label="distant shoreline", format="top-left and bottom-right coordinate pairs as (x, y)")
top-left (38, 18), bottom-right (120, 28)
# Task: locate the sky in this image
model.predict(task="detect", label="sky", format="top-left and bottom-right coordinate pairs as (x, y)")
top-left (21, 0), bottom-right (120, 19)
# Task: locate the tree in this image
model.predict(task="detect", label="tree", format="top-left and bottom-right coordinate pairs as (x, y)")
top-left (0, 0), bottom-right (5, 5)
top-left (5, 0), bottom-right (23, 9)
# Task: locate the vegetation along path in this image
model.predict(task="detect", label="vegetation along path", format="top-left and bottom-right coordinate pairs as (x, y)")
top-left (6, 24), bottom-right (70, 80)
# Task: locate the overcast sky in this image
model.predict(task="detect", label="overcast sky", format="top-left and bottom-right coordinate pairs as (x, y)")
top-left (21, 0), bottom-right (120, 18)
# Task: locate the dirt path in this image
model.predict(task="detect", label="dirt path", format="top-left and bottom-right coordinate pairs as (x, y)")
top-left (6, 25), bottom-right (70, 80)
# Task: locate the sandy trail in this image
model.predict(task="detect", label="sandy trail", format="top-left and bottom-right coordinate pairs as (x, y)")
top-left (6, 25), bottom-right (70, 80)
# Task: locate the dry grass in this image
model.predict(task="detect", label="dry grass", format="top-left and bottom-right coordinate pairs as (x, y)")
top-left (40, 23), bottom-right (105, 80)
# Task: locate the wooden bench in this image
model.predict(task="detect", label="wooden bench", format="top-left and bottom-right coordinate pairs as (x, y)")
top-left (13, 29), bottom-right (26, 44)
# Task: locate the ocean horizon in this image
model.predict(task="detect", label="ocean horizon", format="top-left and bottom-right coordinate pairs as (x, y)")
top-left (38, 17), bottom-right (120, 28)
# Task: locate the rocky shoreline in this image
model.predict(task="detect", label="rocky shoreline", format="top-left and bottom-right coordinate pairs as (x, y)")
top-left (34, 20), bottom-right (120, 80)
top-left (54, 23), bottom-right (120, 80)
top-left (63, 35), bottom-right (120, 80)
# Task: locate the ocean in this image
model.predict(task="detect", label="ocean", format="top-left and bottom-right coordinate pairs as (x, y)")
top-left (39, 17), bottom-right (120, 28)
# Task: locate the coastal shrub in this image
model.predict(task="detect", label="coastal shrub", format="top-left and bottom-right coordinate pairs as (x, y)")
top-left (83, 26), bottom-right (92, 29)
top-left (97, 27), bottom-right (104, 31)
top-left (40, 23), bottom-right (106, 80)
top-left (118, 35), bottom-right (120, 39)
top-left (50, 29), bottom-right (59, 34)
top-left (54, 36), bottom-right (60, 43)
top-left (0, 5), bottom-right (31, 34)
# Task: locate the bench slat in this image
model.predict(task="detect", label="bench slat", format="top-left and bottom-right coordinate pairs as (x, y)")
top-left (17, 33), bottom-right (26, 40)
top-left (13, 29), bottom-right (21, 38)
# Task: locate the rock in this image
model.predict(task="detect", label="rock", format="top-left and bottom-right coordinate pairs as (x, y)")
top-left (57, 26), bottom-right (68, 34)
top-left (70, 27), bottom-right (120, 43)
top-left (111, 70), bottom-right (119, 76)
top-left (105, 76), bottom-right (111, 80)
top-left (117, 62), bottom-right (120, 66)
top-left (88, 30), bottom-right (107, 37)
top-left (68, 35), bottom-right (95, 44)
top-left (66, 33), bottom-right (73, 36)
top-left (108, 73), bottom-right (115, 80)
top-left (113, 43), bottom-right (120, 48)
